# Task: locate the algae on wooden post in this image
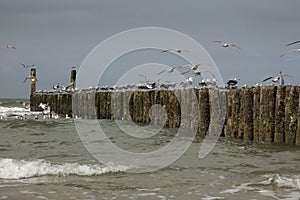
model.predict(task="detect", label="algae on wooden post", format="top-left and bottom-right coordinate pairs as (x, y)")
top-left (284, 86), bottom-right (299, 145)
top-left (259, 86), bottom-right (276, 142)
top-left (238, 88), bottom-right (253, 141)
top-left (274, 86), bottom-right (286, 143)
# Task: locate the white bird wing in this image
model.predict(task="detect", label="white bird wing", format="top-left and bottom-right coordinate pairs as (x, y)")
top-left (262, 76), bottom-right (273, 82)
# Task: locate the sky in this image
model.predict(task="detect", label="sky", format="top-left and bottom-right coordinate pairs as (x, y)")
top-left (0, 0), bottom-right (300, 98)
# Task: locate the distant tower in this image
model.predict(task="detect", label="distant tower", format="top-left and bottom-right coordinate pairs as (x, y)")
top-left (30, 68), bottom-right (37, 96)
top-left (70, 66), bottom-right (77, 90)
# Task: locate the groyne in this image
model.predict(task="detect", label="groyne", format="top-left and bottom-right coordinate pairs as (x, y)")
top-left (28, 68), bottom-right (300, 145)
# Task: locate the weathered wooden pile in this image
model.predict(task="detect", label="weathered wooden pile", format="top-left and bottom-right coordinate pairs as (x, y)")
top-left (226, 85), bottom-right (300, 145)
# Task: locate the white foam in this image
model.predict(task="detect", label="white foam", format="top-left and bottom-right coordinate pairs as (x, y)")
top-left (0, 158), bottom-right (128, 179)
top-left (267, 174), bottom-right (300, 189)
top-left (0, 106), bottom-right (40, 119)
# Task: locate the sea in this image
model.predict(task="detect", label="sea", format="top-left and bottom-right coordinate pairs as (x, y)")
top-left (1, 98), bottom-right (300, 200)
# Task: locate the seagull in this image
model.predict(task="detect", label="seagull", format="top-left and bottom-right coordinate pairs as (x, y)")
top-left (157, 66), bottom-right (178, 75)
top-left (23, 76), bottom-right (37, 83)
top-left (227, 78), bottom-right (240, 88)
top-left (21, 63), bottom-right (35, 69)
top-left (280, 48), bottom-right (300, 57)
top-left (161, 48), bottom-right (189, 54)
top-left (262, 71), bottom-right (292, 85)
top-left (20, 101), bottom-right (30, 109)
top-left (180, 77), bottom-right (193, 88)
top-left (160, 82), bottom-right (176, 89)
top-left (213, 41), bottom-right (241, 49)
top-left (7, 44), bottom-right (16, 49)
top-left (199, 79), bottom-right (217, 88)
top-left (286, 40), bottom-right (300, 46)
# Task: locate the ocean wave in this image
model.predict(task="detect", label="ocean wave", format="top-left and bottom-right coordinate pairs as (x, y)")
top-left (267, 174), bottom-right (300, 189)
top-left (0, 106), bottom-right (40, 119)
top-left (0, 158), bottom-right (128, 179)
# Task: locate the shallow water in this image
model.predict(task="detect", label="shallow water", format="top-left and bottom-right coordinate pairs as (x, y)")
top-left (0, 99), bottom-right (300, 199)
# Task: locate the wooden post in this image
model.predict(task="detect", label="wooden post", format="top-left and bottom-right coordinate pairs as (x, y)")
top-left (238, 88), bottom-right (253, 142)
top-left (252, 87), bottom-right (261, 142)
top-left (258, 86), bottom-right (276, 142)
top-left (296, 87), bottom-right (300, 145)
top-left (30, 68), bottom-right (37, 96)
top-left (70, 66), bottom-right (76, 90)
top-left (198, 89), bottom-right (210, 138)
top-left (274, 86), bottom-right (286, 143)
top-left (284, 86), bottom-right (299, 145)
top-left (227, 89), bottom-right (240, 139)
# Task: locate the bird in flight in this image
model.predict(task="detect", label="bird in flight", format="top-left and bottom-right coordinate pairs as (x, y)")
top-left (286, 40), bottom-right (300, 46)
top-left (161, 48), bottom-right (189, 54)
top-left (280, 48), bottom-right (300, 57)
top-left (21, 63), bottom-right (35, 68)
top-left (213, 41), bottom-right (241, 49)
top-left (7, 44), bottom-right (16, 49)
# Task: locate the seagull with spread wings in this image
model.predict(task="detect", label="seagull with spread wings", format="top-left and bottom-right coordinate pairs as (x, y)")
top-left (21, 63), bottom-right (35, 69)
top-left (280, 48), bottom-right (300, 57)
top-left (161, 48), bottom-right (189, 54)
top-left (7, 44), bottom-right (16, 49)
top-left (213, 41), bottom-right (241, 49)
top-left (262, 71), bottom-right (292, 85)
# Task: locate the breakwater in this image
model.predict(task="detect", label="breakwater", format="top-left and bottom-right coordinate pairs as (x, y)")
top-left (30, 85), bottom-right (300, 145)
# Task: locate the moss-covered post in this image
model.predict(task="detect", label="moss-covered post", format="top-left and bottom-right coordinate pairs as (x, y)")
top-left (259, 86), bottom-right (276, 142)
top-left (238, 88), bottom-right (253, 141)
top-left (296, 87), bottom-right (300, 145)
top-left (274, 86), bottom-right (286, 143)
top-left (284, 86), bottom-right (299, 145)
top-left (252, 87), bottom-right (261, 142)
top-left (198, 89), bottom-right (210, 138)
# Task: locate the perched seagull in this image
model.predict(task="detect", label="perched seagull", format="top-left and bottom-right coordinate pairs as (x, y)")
top-left (161, 48), bottom-right (189, 54)
top-left (180, 77), bottom-right (193, 88)
top-left (262, 71), bottom-right (292, 85)
top-left (7, 44), bottom-right (16, 49)
top-left (20, 101), bottom-right (30, 109)
top-left (227, 78), bottom-right (240, 88)
top-left (280, 48), bottom-right (300, 57)
top-left (286, 40), bottom-right (300, 46)
top-left (199, 79), bottom-right (217, 88)
top-left (160, 82), bottom-right (176, 89)
top-left (21, 63), bottom-right (35, 69)
top-left (213, 41), bottom-right (241, 49)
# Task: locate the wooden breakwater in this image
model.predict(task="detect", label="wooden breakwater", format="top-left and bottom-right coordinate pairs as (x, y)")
top-left (30, 85), bottom-right (300, 145)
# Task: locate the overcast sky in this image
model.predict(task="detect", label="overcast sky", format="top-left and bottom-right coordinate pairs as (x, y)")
top-left (0, 0), bottom-right (300, 98)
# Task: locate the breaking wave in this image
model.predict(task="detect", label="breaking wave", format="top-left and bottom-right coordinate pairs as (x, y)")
top-left (0, 158), bottom-right (129, 179)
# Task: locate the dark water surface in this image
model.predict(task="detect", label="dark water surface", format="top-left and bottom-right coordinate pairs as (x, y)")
top-left (0, 99), bottom-right (300, 199)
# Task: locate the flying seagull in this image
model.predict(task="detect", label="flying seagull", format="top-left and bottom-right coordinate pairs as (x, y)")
top-left (280, 48), bottom-right (300, 57)
top-left (21, 63), bottom-right (35, 69)
top-left (161, 48), bottom-right (189, 54)
top-left (157, 66), bottom-right (178, 75)
top-left (213, 41), bottom-right (241, 49)
top-left (286, 40), bottom-right (300, 46)
top-left (7, 44), bottom-right (16, 49)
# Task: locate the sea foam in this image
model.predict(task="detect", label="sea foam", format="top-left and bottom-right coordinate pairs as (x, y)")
top-left (0, 158), bottom-right (128, 179)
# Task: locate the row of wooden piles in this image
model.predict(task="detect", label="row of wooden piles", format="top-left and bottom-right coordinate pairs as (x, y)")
top-left (227, 85), bottom-right (300, 145)
top-left (30, 89), bottom-right (216, 138)
top-left (30, 85), bottom-right (300, 144)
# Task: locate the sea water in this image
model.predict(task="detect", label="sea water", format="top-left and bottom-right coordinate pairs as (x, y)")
top-left (0, 98), bottom-right (300, 199)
